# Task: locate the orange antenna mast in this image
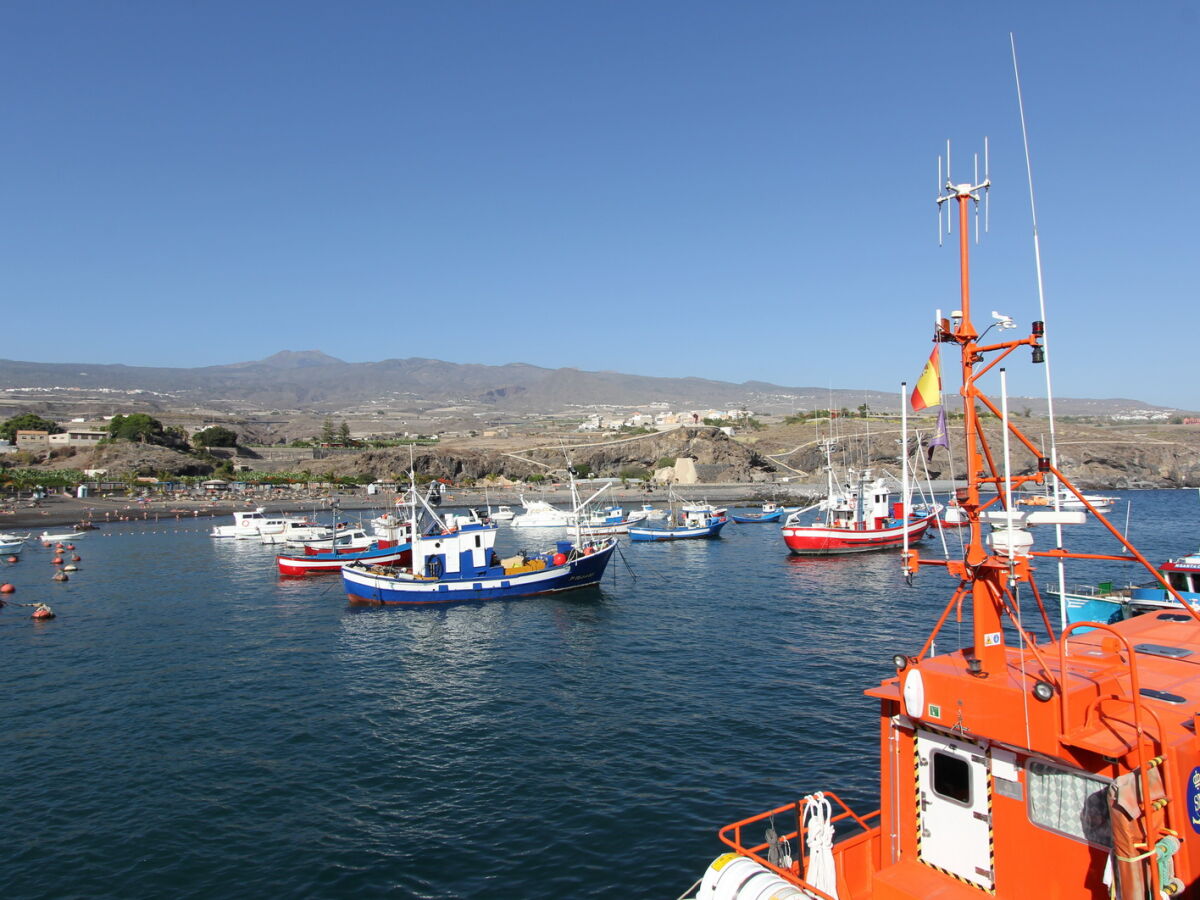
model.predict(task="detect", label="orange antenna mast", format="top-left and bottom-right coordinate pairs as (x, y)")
top-left (907, 142), bottom-right (1200, 679)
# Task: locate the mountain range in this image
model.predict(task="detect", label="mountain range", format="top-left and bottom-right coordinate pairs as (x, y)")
top-left (0, 351), bottom-right (1184, 418)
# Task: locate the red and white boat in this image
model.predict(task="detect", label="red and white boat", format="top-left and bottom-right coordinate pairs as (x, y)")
top-left (781, 452), bottom-right (936, 555)
top-left (276, 541), bottom-right (410, 576)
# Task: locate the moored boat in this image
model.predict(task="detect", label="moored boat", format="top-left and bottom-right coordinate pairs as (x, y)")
top-left (1020, 486), bottom-right (1118, 514)
top-left (277, 541), bottom-right (411, 576)
top-left (210, 507), bottom-right (269, 539)
top-left (40, 530), bottom-right (87, 542)
top-left (342, 478), bottom-right (614, 606)
top-left (628, 501), bottom-right (728, 541)
top-left (780, 460), bottom-right (935, 555)
top-left (510, 497), bottom-right (573, 528)
top-left (730, 502), bottom-right (783, 524)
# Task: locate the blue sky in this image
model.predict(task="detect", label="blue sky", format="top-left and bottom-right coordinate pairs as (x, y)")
top-left (2, 2), bottom-right (1197, 407)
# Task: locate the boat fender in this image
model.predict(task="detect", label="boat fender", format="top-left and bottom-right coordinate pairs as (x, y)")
top-left (552, 552), bottom-right (567, 566)
top-left (583, 547), bottom-right (595, 556)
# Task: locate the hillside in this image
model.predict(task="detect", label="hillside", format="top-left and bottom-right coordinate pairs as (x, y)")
top-left (0, 351), bottom-right (1185, 418)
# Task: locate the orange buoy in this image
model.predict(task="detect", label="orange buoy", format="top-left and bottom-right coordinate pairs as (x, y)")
top-left (32, 604), bottom-right (55, 620)
top-left (6, 555), bottom-right (17, 563)
top-left (66, 544), bottom-right (76, 550)
top-left (52, 556), bottom-right (64, 565)
top-left (583, 546), bottom-right (595, 556)
top-left (552, 552), bottom-right (567, 566)
top-left (71, 554), bottom-right (81, 561)
top-left (52, 572), bottom-right (68, 582)
top-left (0, 583), bottom-right (14, 593)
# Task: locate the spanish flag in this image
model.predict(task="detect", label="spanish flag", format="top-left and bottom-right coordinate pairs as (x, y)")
top-left (911, 348), bottom-right (941, 411)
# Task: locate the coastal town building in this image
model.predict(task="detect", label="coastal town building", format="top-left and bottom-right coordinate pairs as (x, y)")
top-left (14, 430), bottom-right (50, 450)
top-left (48, 429), bottom-right (107, 447)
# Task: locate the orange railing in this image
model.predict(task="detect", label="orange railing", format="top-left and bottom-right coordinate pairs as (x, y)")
top-left (716, 792), bottom-right (880, 900)
top-left (1059, 622), bottom-right (1169, 896)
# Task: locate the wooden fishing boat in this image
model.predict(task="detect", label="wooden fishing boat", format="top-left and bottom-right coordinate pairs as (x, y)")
top-left (686, 141), bottom-right (1200, 900)
top-left (276, 541), bottom-right (411, 576)
top-left (780, 456), bottom-right (936, 555)
top-left (730, 503), bottom-right (784, 524)
top-left (628, 502), bottom-right (728, 541)
top-left (342, 474), bottom-right (615, 605)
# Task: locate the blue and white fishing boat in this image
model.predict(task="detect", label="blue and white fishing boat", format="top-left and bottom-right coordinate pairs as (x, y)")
top-left (628, 499), bottom-right (728, 541)
top-left (1057, 545), bottom-right (1200, 626)
top-left (341, 473), bottom-right (616, 606)
top-left (730, 502), bottom-right (783, 524)
top-left (1, 539), bottom-right (24, 555)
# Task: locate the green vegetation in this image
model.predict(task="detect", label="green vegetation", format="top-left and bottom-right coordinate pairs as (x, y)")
top-left (193, 425), bottom-right (239, 448)
top-left (0, 467), bottom-right (86, 490)
top-left (0, 413), bottom-right (64, 442)
top-left (616, 425), bottom-right (655, 435)
top-left (618, 466), bottom-right (650, 481)
top-left (655, 456), bottom-right (676, 469)
top-left (106, 413), bottom-right (186, 447)
top-left (571, 462), bottom-right (592, 478)
top-left (526, 473), bottom-right (546, 483)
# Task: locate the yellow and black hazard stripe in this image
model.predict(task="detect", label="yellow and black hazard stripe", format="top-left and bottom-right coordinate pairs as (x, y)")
top-left (914, 732), bottom-right (997, 894)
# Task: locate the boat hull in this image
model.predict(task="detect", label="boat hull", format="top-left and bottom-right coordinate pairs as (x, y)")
top-left (628, 519), bottom-right (728, 541)
top-left (730, 510), bottom-right (783, 523)
top-left (341, 543), bottom-right (615, 606)
top-left (277, 544), bottom-right (411, 577)
top-left (781, 516), bottom-right (932, 555)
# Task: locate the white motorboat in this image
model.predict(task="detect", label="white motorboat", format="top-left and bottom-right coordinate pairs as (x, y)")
top-left (0, 532), bottom-right (30, 543)
top-left (489, 505), bottom-right (516, 521)
top-left (289, 528), bottom-right (374, 552)
top-left (211, 507), bottom-right (269, 539)
top-left (1, 539), bottom-right (24, 555)
top-left (40, 530), bottom-right (88, 542)
top-left (259, 519), bottom-right (331, 545)
top-left (511, 498), bottom-right (573, 528)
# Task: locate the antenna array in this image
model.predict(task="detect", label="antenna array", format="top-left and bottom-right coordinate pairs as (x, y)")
top-left (937, 138), bottom-right (990, 246)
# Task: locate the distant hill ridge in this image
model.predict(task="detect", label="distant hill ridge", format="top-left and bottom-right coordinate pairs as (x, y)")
top-left (0, 352), bottom-right (1182, 417)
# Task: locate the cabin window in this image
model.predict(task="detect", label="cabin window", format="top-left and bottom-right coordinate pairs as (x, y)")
top-left (1168, 572), bottom-right (1190, 591)
top-left (475, 535), bottom-right (481, 548)
top-left (1026, 760), bottom-right (1111, 847)
top-left (931, 751), bottom-right (971, 805)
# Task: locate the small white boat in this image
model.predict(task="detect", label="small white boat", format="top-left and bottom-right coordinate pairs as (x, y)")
top-left (511, 498), bottom-right (573, 528)
top-left (0, 539), bottom-right (24, 555)
top-left (489, 505), bottom-right (516, 522)
top-left (0, 532), bottom-right (31, 543)
top-left (290, 528), bottom-right (374, 552)
top-left (1019, 487), bottom-right (1117, 514)
top-left (259, 519), bottom-right (332, 545)
top-left (211, 507), bottom-right (269, 539)
top-left (632, 503), bottom-right (666, 521)
top-left (40, 531), bottom-right (87, 542)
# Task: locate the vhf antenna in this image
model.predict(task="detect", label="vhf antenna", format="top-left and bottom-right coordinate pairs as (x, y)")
top-left (937, 138), bottom-right (990, 246)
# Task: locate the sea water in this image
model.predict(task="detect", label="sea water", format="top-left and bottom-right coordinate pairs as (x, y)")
top-left (2, 490), bottom-right (1196, 898)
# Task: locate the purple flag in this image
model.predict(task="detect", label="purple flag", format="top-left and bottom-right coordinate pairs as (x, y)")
top-left (926, 407), bottom-right (949, 461)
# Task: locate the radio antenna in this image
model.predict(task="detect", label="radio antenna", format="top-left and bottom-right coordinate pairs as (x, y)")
top-left (1011, 32), bottom-right (1065, 629)
top-left (936, 139), bottom-right (990, 245)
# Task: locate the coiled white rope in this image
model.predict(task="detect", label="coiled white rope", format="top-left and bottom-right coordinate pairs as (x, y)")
top-left (803, 792), bottom-right (839, 899)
